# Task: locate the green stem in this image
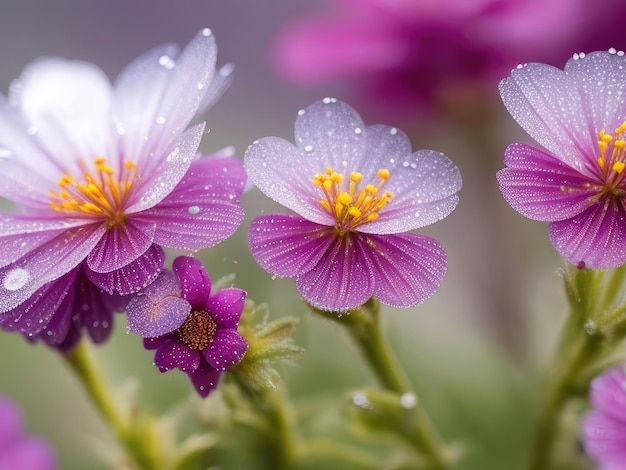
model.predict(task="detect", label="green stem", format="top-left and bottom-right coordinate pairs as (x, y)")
top-left (64, 341), bottom-right (162, 470)
top-left (312, 299), bottom-right (448, 469)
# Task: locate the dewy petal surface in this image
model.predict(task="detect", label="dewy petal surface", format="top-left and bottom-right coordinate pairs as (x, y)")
top-left (498, 143), bottom-right (596, 222)
top-left (144, 156), bottom-right (245, 250)
top-left (499, 61), bottom-right (592, 170)
top-left (189, 362), bottom-right (222, 398)
top-left (589, 366), bottom-right (626, 423)
top-left (202, 329), bottom-right (248, 371)
top-left (362, 232), bottom-right (447, 307)
top-left (126, 270), bottom-right (191, 338)
top-left (205, 288), bottom-right (247, 329)
top-left (549, 203), bottom-right (626, 268)
top-left (11, 58), bottom-right (113, 169)
top-left (248, 214), bottom-right (334, 277)
top-left (0, 223), bottom-right (105, 313)
top-left (154, 340), bottom-right (201, 373)
top-left (172, 256), bottom-right (211, 308)
top-left (296, 233), bottom-right (374, 311)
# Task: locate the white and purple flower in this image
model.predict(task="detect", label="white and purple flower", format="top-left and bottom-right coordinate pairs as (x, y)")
top-left (498, 50), bottom-right (626, 269)
top-left (0, 395), bottom-right (56, 470)
top-left (126, 257), bottom-right (248, 398)
top-left (0, 29), bottom-right (246, 348)
top-left (582, 365), bottom-right (626, 469)
top-left (245, 98), bottom-right (461, 311)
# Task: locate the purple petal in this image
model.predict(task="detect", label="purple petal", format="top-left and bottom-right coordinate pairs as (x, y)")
top-left (188, 361), bottom-right (222, 398)
top-left (206, 288), bottom-right (246, 328)
top-left (499, 61), bottom-right (593, 170)
top-left (564, 51), bottom-right (626, 143)
top-left (0, 217), bottom-right (90, 268)
top-left (497, 143), bottom-right (596, 222)
top-left (248, 214), bottom-right (335, 277)
top-left (0, 437), bottom-right (57, 470)
top-left (126, 270), bottom-right (190, 338)
top-left (154, 340), bottom-right (200, 373)
top-left (296, 233), bottom-right (374, 311)
top-left (0, 223), bottom-right (105, 313)
top-left (0, 396), bottom-right (24, 445)
top-left (589, 367), bottom-right (626, 423)
top-left (362, 233), bottom-right (446, 307)
top-left (124, 124), bottom-right (204, 213)
top-left (144, 156), bottom-right (245, 250)
top-left (85, 244), bottom-right (165, 295)
top-left (172, 256), bottom-right (211, 308)
top-left (113, 29), bottom-right (216, 177)
top-left (11, 58), bottom-right (113, 168)
top-left (203, 329), bottom-right (248, 371)
top-left (548, 203), bottom-right (626, 269)
top-left (144, 335), bottom-right (173, 350)
top-left (86, 219), bottom-right (155, 273)
top-left (244, 136), bottom-right (334, 226)
top-left (583, 412), bottom-right (626, 466)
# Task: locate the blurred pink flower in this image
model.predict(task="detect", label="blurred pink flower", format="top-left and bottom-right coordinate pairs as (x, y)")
top-left (273, 0), bottom-right (626, 118)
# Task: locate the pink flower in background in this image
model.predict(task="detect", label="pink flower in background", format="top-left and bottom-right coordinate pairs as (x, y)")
top-left (127, 257), bottom-right (248, 398)
top-left (0, 395), bottom-right (56, 470)
top-left (245, 99), bottom-right (461, 311)
top-left (497, 50), bottom-right (626, 269)
top-left (272, 0), bottom-right (626, 116)
top-left (0, 29), bottom-right (246, 349)
top-left (582, 365), bottom-right (626, 469)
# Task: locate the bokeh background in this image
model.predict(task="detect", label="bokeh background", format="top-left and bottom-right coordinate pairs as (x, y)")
top-left (0, 1), bottom-right (622, 468)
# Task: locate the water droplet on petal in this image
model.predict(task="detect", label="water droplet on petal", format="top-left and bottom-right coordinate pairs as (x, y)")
top-left (158, 55), bottom-right (175, 70)
top-left (3, 268), bottom-right (30, 291)
top-left (188, 205), bottom-right (200, 215)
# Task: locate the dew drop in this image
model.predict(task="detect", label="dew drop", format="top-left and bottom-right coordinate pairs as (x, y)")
top-left (297, 109), bottom-right (305, 116)
top-left (156, 116), bottom-right (166, 124)
top-left (158, 55), bottom-right (175, 70)
top-left (584, 319), bottom-right (597, 336)
top-left (609, 47), bottom-right (618, 55)
top-left (202, 28), bottom-right (212, 37)
top-left (3, 268), bottom-right (30, 291)
top-left (188, 205), bottom-right (200, 215)
top-left (354, 127), bottom-right (362, 135)
top-left (352, 392), bottom-right (372, 409)
top-left (389, 128), bottom-right (398, 135)
top-left (304, 145), bottom-right (314, 152)
top-left (400, 392), bottom-right (418, 409)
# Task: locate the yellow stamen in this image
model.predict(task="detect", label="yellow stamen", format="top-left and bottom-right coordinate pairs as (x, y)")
top-left (613, 161), bottom-right (626, 173)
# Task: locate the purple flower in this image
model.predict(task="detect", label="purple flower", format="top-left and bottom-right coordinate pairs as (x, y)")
top-left (0, 396), bottom-right (56, 470)
top-left (497, 50), bottom-right (626, 269)
top-left (272, 0), bottom-right (626, 117)
top-left (582, 365), bottom-right (626, 469)
top-left (245, 99), bottom-right (461, 311)
top-left (0, 29), bottom-right (246, 347)
top-left (126, 257), bottom-right (248, 398)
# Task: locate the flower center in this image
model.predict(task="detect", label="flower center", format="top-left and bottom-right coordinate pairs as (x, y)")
top-left (597, 122), bottom-right (626, 192)
top-left (49, 157), bottom-right (137, 227)
top-left (178, 309), bottom-right (218, 350)
top-left (313, 167), bottom-right (393, 232)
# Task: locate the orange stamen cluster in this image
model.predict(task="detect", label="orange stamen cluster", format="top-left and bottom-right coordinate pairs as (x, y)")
top-left (49, 157), bottom-right (137, 227)
top-left (178, 310), bottom-right (217, 350)
top-left (313, 167), bottom-right (393, 232)
top-left (597, 122), bottom-right (626, 189)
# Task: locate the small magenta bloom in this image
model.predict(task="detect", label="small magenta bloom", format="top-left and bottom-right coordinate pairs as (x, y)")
top-left (245, 99), bottom-right (461, 311)
top-left (497, 50), bottom-right (626, 268)
top-left (0, 396), bottom-right (56, 470)
top-left (0, 29), bottom-right (246, 347)
top-left (582, 365), bottom-right (626, 469)
top-left (126, 257), bottom-right (248, 398)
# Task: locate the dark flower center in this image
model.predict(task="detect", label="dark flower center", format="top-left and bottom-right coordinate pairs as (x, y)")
top-left (49, 157), bottom-right (137, 227)
top-left (312, 167), bottom-right (393, 233)
top-left (178, 309), bottom-right (218, 350)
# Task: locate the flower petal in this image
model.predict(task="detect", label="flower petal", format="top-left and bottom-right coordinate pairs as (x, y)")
top-left (86, 219), bottom-right (155, 273)
top-left (203, 329), bottom-right (248, 371)
top-left (589, 366), bottom-right (626, 423)
top-left (564, 51), bottom-right (626, 141)
top-left (0, 223), bottom-right (105, 313)
top-left (85, 244), bottom-right (164, 295)
top-left (188, 361), bottom-right (221, 398)
top-left (144, 156), bottom-right (245, 250)
top-left (125, 124), bottom-right (204, 213)
top-left (583, 412), bottom-right (626, 466)
top-left (497, 143), bottom-right (596, 221)
top-left (172, 256), bottom-right (211, 308)
top-left (0, 437), bottom-right (57, 470)
top-left (248, 214), bottom-right (335, 277)
top-left (295, 233), bottom-right (374, 311)
top-left (362, 233), bottom-right (447, 307)
top-left (11, 58), bottom-right (113, 168)
top-left (244, 136), bottom-right (334, 225)
top-left (548, 203), bottom-right (626, 269)
top-left (113, 29), bottom-right (216, 180)
top-left (126, 270), bottom-right (190, 338)
top-left (206, 288), bottom-right (246, 328)
top-left (499, 61), bottom-right (593, 171)
top-left (154, 340), bottom-right (200, 373)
